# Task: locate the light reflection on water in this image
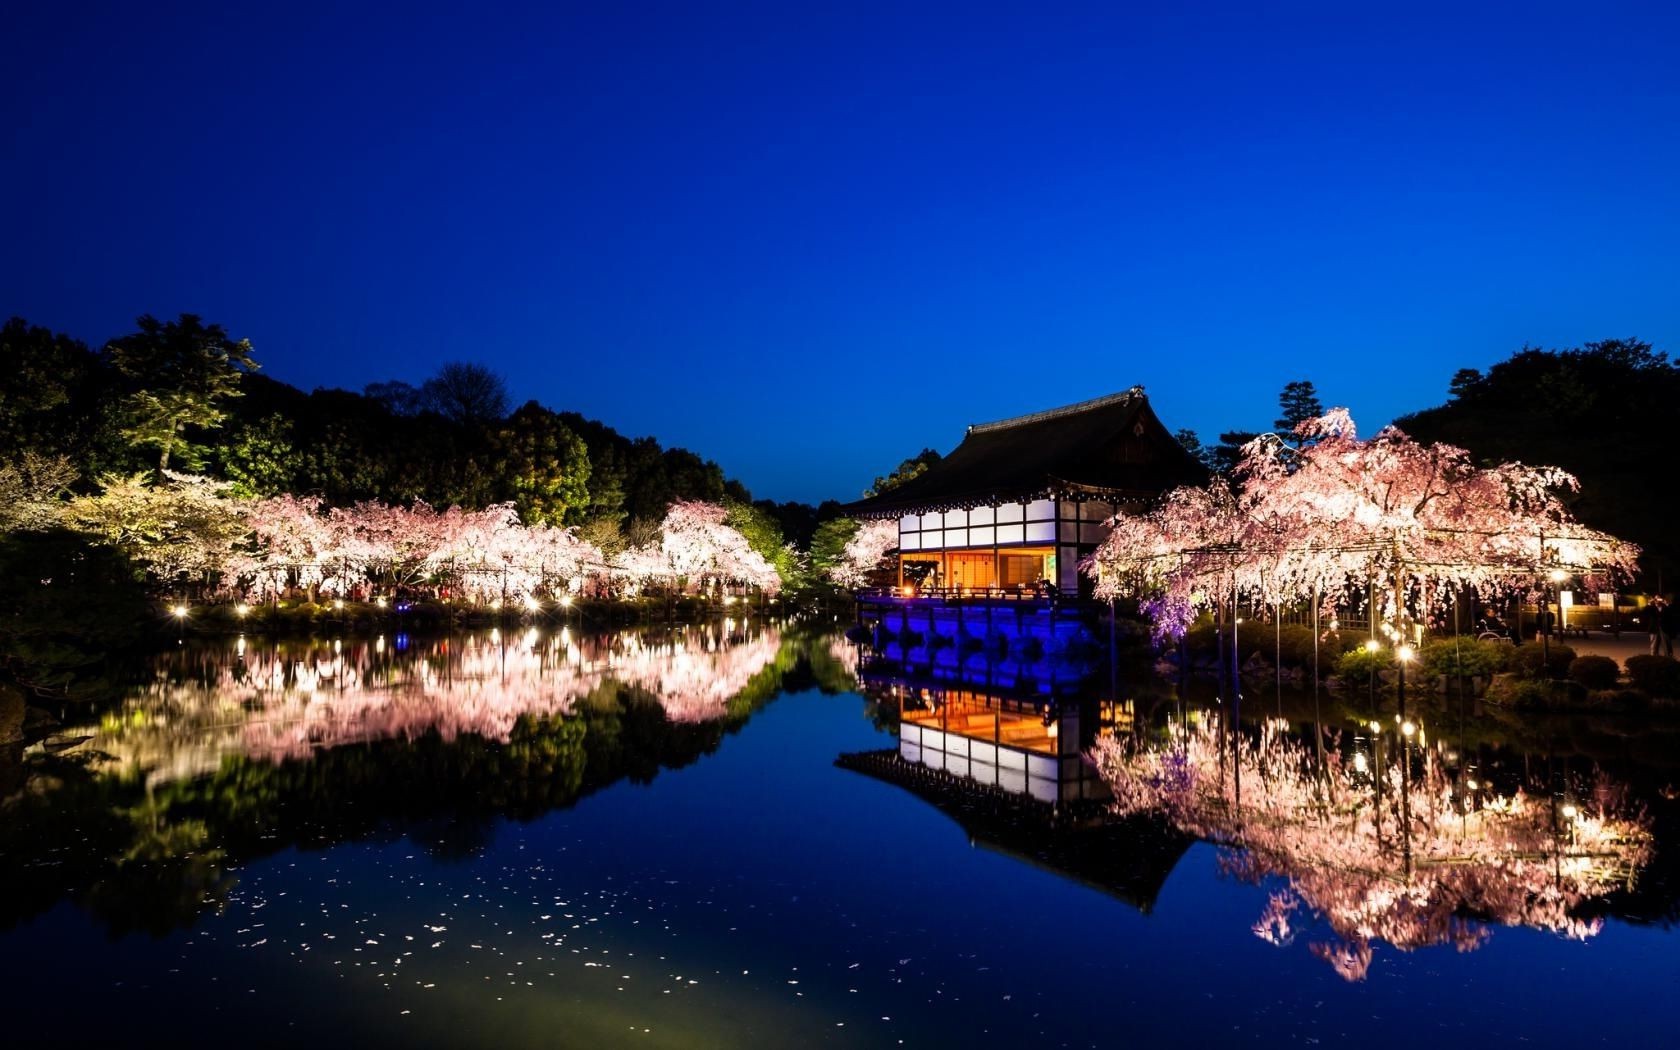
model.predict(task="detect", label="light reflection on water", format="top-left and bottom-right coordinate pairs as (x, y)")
top-left (0, 628), bottom-right (1676, 1046)
top-left (101, 625), bottom-right (791, 778)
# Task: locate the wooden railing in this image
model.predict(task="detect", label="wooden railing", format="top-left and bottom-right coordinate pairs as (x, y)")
top-left (859, 584), bottom-right (1066, 602)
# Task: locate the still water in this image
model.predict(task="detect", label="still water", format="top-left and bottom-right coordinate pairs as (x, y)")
top-left (2, 621), bottom-right (1676, 1047)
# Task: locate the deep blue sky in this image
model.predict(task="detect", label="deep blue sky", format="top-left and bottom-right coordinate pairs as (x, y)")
top-left (6, 3), bottom-right (1679, 504)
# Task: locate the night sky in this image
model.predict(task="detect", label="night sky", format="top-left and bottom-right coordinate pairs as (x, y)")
top-left (6, 3), bottom-right (1679, 504)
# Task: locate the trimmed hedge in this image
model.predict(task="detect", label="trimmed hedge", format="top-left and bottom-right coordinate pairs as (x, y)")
top-left (1625, 655), bottom-right (1680, 698)
top-left (1567, 655), bottom-right (1621, 690)
top-left (1421, 638), bottom-right (1508, 679)
top-left (1509, 640), bottom-right (1576, 680)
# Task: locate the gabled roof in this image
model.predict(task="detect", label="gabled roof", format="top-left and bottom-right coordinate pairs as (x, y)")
top-left (844, 387), bottom-right (1207, 518)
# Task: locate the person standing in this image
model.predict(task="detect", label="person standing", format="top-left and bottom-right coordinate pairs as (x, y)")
top-left (1661, 596), bottom-right (1680, 658)
top-left (1652, 596), bottom-right (1673, 656)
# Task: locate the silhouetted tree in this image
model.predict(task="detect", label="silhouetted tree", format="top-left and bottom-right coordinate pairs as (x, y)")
top-left (420, 362), bottom-right (509, 425)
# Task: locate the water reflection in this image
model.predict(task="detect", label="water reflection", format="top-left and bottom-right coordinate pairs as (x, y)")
top-left (0, 623), bottom-right (848, 937)
top-left (1092, 716), bottom-right (1655, 980)
top-left (112, 625), bottom-right (788, 776)
top-left (858, 682), bottom-right (1118, 804)
top-left (840, 639), bottom-right (1672, 984)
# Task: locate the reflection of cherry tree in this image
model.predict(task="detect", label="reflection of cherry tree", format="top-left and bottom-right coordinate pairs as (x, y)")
top-left (593, 628), bottom-right (784, 723)
top-left (1088, 411), bottom-right (1639, 640)
top-left (85, 626), bottom-right (786, 774)
top-left (825, 634), bottom-right (861, 679)
top-left (1092, 720), bottom-right (1652, 980)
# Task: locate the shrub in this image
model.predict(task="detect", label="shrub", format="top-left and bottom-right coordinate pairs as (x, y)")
top-left (1567, 655), bottom-right (1621, 690)
top-left (1587, 688), bottom-right (1651, 712)
top-left (1336, 646), bottom-right (1393, 681)
top-left (1496, 678), bottom-right (1575, 710)
top-left (1509, 640), bottom-right (1576, 680)
top-left (1183, 620), bottom-right (1219, 660)
top-left (1421, 638), bottom-right (1507, 679)
top-left (1625, 655), bottom-right (1680, 698)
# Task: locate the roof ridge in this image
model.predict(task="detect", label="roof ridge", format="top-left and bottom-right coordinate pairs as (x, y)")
top-left (967, 386), bottom-right (1144, 435)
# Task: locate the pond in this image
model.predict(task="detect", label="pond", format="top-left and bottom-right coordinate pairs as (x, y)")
top-left (1, 621), bottom-right (1676, 1047)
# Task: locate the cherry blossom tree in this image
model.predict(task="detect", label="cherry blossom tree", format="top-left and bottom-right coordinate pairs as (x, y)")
top-left (1087, 410), bottom-right (1639, 642)
top-left (229, 493), bottom-right (344, 600)
top-left (67, 471), bottom-right (248, 586)
top-left (227, 497), bottom-right (607, 603)
top-left (613, 501), bottom-right (781, 596)
top-left (0, 452), bottom-right (77, 533)
top-left (826, 518), bottom-right (898, 590)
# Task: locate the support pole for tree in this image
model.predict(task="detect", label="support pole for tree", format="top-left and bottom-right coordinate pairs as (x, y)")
top-left (1275, 603), bottom-right (1282, 719)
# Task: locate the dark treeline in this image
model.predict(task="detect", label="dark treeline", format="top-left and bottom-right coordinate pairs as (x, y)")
top-left (0, 313), bottom-right (846, 558)
top-left (1395, 338), bottom-right (1678, 581)
top-left (6, 315), bottom-right (1671, 581)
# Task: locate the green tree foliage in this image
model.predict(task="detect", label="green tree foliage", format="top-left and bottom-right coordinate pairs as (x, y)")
top-left (493, 402), bottom-right (591, 526)
top-left (1173, 428), bottom-right (1208, 467)
top-left (0, 452), bottom-right (77, 532)
top-left (724, 499), bottom-right (805, 589)
top-left (107, 314), bottom-right (259, 473)
top-left (1274, 380), bottom-right (1324, 442)
top-left (2, 313), bottom-right (827, 578)
top-left (0, 318), bottom-right (105, 462)
top-left (866, 448), bottom-right (942, 496)
top-left (215, 414), bottom-right (303, 498)
top-left (1208, 430), bottom-right (1258, 475)
top-left (65, 473), bottom-right (248, 586)
top-left (0, 527), bottom-right (152, 702)
top-left (808, 517), bottom-right (859, 583)
top-left (1396, 338), bottom-right (1680, 578)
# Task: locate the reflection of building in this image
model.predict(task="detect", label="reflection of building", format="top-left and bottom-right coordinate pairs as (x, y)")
top-left (843, 388), bottom-right (1204, 598)
top-left (861, 681), bottom-right (1125, 804)
top-left (836, 748), bottom-right (1190, 913)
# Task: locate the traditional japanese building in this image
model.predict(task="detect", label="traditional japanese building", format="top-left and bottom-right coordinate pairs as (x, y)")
top-left (844, 387), bottom-right (1205, 599)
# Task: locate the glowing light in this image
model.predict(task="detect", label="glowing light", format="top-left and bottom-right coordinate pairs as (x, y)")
top-left (1353, 753), bottom-right (1368, 773)
top-left (1562, 803), bottom-right (1579, 820)
top-left (1397, 644), bottom-right (1415, 663)
top-left (235, 603), bottom-right (250, 617)
top-left (1364, 639), bottom-right (1380, 653)
top-left (559, 594), bottom-right (573, 608)
top-left (375, 596), bottom-right (388, 608)
top-left (332, 599), bottom-right (344, 610)
top-left (171, 604), bottom-right (188, 619)
top-left (1369, 720), bottom-right (1383, 733)
top-left (1467, 779), bottom-right (1478, 790)
top-left (1550, 569), bottom-right (1569, 583)
top-left (1402, 720), bottom-right (1416, 737)
top-left (522, 594), bottom-right (540, 611)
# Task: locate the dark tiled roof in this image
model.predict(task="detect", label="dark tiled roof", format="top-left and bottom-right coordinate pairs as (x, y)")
top-left (844, 387), bottom-right (1207, 517)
